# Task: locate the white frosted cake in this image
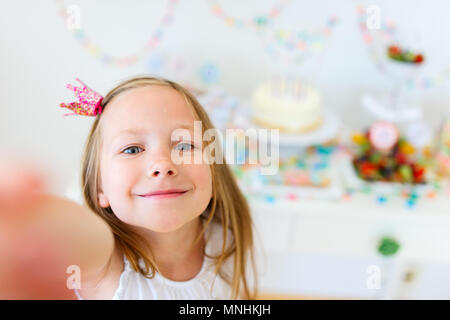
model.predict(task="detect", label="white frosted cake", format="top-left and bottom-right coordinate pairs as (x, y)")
top-left (251, 80), bottom-right (323, 133)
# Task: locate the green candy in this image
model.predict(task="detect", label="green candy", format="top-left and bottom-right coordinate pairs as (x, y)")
top-left (360, 142), bottom-right (371, 154)
top-left (370, 152), bottom-right (382, 164)
top-left (433, 182), bottom-right (441, 191)
top-left (362, 185), bottom-right (371, 194)
top-left (255, 16), bottom-right (268, 25)
top-left (404, 52), bottom-right (415, 62)
top-left (399, 165), bottom-right (413, 182)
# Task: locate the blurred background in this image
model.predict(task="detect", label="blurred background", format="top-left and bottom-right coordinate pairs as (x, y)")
top-left (1, 0), bottom-right (450, 299)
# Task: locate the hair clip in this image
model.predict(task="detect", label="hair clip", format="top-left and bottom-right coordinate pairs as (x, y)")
top-left (60, 78), bottom-right (103, 116)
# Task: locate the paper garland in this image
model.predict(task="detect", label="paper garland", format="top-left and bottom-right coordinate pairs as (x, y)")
top-left (56, 0), bottom-right (337, 68)
top-left (262, 16), bottom-right (339, 65)
top-left (147, 51), bottom-right (189, 78)
top-left (207, 0), bottom-right (290, 30)
top-left (198, 62), bottom-right (221, 85)
top-left (208, 1), bottom-right (339, 65)
top-left (55, 0), bottom-right (179, 67)
top-left (356, 3), bottom-right (450, 90)
top-left (146, 51), bottom-right (222, 88)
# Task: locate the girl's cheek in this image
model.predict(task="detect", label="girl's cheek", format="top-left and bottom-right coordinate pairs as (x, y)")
top-left (103, 162), bottom-right (136, 191)
top-left (187, 164), bottom-right (212, 192)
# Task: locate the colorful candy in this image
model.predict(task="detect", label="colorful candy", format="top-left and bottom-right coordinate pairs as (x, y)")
top-left (352, 126), bottom-right (429, 184)
top-left (387, 45), bottom-right (425, 64)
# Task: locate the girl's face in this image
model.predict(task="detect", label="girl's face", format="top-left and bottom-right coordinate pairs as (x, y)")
top-left (97, 86), bottom-right (212, 233)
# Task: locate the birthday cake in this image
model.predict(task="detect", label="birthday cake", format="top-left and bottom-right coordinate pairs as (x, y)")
top-left (251, 80), bottom-right (323, 133)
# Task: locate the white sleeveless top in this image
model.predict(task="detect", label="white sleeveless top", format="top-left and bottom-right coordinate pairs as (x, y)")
top-left (75, 220), bottom-right (235, 300)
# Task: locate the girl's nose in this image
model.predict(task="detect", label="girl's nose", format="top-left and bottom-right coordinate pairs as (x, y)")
top-left (149, 160), bottom-right (178, 178)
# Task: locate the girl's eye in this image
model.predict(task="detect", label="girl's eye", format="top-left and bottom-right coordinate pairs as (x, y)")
top-left (122, 146), bottom-right (143, 154)
top-left (175, 142), bottom-right (194, 151)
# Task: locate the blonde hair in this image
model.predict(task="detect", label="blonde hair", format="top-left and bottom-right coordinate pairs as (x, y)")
top-left (80, 75), bottom-right (257, 299)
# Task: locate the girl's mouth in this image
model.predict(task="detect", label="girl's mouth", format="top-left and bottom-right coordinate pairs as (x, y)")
top-left (139, 189), bottom-right (189, 199)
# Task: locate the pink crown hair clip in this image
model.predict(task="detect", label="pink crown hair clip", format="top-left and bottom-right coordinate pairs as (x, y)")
top-left (60, 78), bottom-right (103, 116)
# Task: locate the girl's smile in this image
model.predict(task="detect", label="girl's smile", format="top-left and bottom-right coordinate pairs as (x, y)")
top-left (138, 188), bottom-right (191, 199)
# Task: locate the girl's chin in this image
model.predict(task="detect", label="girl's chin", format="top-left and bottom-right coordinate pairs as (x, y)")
top-left (141, 216), bottom-right (190, 233)
top-left (116, 213), bottom-right (185, 233)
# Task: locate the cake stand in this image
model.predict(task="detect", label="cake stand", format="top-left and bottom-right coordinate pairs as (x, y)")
top-left (362, 49), bottom-right (425, 124)
top-left (241, 107), bottom-right (341, 148)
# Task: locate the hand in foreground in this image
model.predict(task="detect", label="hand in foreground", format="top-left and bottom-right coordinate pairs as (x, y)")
top-left (0, 159), bottom-right (114, 299)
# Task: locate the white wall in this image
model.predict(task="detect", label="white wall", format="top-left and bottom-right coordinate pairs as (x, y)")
top-left (1, 0), bottom-right (450, 194)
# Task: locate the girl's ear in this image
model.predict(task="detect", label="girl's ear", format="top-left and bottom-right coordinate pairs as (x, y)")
top-left (97, 192), bottom-right (110, 208)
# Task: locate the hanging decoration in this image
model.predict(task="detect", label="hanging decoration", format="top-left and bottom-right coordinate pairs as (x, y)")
top-left (147, 51), bottom-right (189, 79)
top-left (198, 62), bottom-right (221, 86)
top-left (55, 0), bottom-right (179, 67)
top-left (146, 51), bottom-right (220, 87)
top-left (262, 16), bottom-right (339, 65)
top-left (207, 0), bottom-right (290, 30)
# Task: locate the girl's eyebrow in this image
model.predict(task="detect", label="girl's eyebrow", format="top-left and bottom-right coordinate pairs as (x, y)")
top-left (112, 123), bottom-right (194, 141)
top-left (171, 122), bottom-right (195, 130)
top-left (111, 128), bottom-right (148, 141)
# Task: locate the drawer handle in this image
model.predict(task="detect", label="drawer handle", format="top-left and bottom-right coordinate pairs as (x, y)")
top-left (377, 236), bottom-right (401, 257)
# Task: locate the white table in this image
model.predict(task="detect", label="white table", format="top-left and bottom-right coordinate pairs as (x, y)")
top-left (249, 192), bottom-right (450, 299)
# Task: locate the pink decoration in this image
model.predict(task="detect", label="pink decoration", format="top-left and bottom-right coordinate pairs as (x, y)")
top-left (60, 78), bottom-right (103, 117)
top-left (287, 193), bottom-right (297, 201)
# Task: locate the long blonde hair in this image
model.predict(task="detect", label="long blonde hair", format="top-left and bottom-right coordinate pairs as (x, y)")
top-left (79, 75), bottom-right (257, 299)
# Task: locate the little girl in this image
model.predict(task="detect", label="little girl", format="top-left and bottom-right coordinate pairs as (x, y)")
top-left (0, 76), bottom-right (257, 300)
